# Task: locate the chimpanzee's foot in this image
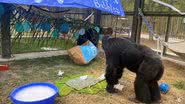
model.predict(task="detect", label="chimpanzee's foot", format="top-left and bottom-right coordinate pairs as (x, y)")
top-left (106, 85), bottom-right (118, 93)
top-left (151, 100), bottom-right (162, 104)
top-left (129, 97), bottom-right (141, 103)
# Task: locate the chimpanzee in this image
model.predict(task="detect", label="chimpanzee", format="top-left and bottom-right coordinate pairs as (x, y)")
top-left (77, 28), bottom-right (100, 47)
top-left (102, 34), bottom-right (164, 103)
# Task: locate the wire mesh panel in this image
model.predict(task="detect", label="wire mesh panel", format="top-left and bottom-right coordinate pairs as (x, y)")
top-left (2, 5), bottom-right (96, 54)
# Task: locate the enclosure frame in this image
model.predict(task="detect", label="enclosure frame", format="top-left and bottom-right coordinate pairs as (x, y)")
top-left (1, 0), bottom-right (185, 58)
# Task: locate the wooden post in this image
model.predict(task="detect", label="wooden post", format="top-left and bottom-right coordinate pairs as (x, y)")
top-left (1, 4), bottom-right (12, 58)
top-left (114, 16), bottom-right (119, 37)
top-left (94, 10), bottom-right (101, 25)
top-left (163, 16), bottom-right (171, 55)
top-left (131, 0), bottom-right (144, 44)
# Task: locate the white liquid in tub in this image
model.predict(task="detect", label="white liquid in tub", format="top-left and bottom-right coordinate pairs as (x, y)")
top-left (15, 86), bottom-right (56, 102)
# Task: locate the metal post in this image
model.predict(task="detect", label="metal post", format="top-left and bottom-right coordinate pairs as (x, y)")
top-left (131, 0), bottom-right (144, 44)
top-left (163, 0), bottom-right (173, 56)
top-left (1, 4), bottom-right (12, 58)
top-left (163, 16), bottom-right (171, 55)
top-left (131, 0), bottom-right (139, 42)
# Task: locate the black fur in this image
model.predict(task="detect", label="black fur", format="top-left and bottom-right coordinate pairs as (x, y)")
top-left (102, 36), bottom-right (164, 103)
top-left (77, 28), bottom-right (100, 47)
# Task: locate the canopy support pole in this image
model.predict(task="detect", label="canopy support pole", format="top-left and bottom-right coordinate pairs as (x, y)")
top-left (1, 3), bottom-right (12, 58)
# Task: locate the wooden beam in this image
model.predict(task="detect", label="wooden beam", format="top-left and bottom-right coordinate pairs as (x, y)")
top-left (1, 4), bottom-right (12, 58)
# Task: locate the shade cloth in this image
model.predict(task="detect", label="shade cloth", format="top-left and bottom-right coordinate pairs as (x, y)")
top-left (0, 0), bottom-right (125, 16)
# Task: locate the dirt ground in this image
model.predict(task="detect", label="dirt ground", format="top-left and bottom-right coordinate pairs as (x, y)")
top-left (55, 60), bottom-right (185, 104)
top-left (1, 56), bottom-right (185, 104)
top-left (0, 38), bottom-right (185, 104)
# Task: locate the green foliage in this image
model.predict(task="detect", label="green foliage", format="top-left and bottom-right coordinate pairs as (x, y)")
top-left (77, 81), bottom-right (106, 94)
top-left (121, 0), bottom-right (135, 11)
top-left (173, 81), bottom-right (185, 90)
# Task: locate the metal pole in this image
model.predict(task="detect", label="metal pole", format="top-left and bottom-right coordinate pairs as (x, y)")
top-left (163, 16), bottom-right (171, 55)
top-left (1, 4), bottom-right (12, 58)
top-left (163, 0), bottom-right (173, 56)
top-left (131, 0), bottom-right (144, 44)
top-left (131, 0), bottom-right (139, 42)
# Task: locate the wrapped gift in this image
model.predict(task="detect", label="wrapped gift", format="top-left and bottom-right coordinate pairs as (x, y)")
top-left (68, 41), bottom-right (98, 65)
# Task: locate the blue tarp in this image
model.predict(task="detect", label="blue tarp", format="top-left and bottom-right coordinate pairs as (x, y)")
top-left (0, 0), bottom-right (125, 16)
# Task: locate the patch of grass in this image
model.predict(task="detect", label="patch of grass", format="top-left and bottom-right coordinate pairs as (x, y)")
top-left (0, 83), bottom-right (3, 88)
top-left (173, 81), bottom-right (185, 90)
top-left (10, 55), bottom-right (103, 71)
top-left (0, 38), bottom-right (75, 54)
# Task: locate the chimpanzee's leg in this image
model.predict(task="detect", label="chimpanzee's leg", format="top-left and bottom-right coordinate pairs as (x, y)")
top-left (116, 66), bottom-right (124, 80)
top-left (134, 75), bottom-right (151, 103)
top-left (105, 64), bottom-right (118, 93)
top-left (105, 54), bottom-right (122, 93)
top-left (134, 61), bottom-right (152, 103)
top-left (150, 81), bottom-right (161, 103)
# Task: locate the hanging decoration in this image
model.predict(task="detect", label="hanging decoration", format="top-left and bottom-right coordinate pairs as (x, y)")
top-left (78, 28), bottom-right (86, 36)
top-left (60, 23), bottom-right (70, 33)
top-left (52, 29), bottom-right (59, 38)
top-left (15, 22), bottom-right (24, 33)
top-left (33, 23), bottom-right (42, 30)
top-left (23, 20), bottom-right (31, 32)
top-left (73, 32), bottom-right (80, 40)
top-left (41, 23), bottom-right (51, 31)
top-left (94, 26), bottom-right (100, 33)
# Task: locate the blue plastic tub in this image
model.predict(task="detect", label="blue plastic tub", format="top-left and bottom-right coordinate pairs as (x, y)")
top-left (10, 82), bottom-right (59, 104)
